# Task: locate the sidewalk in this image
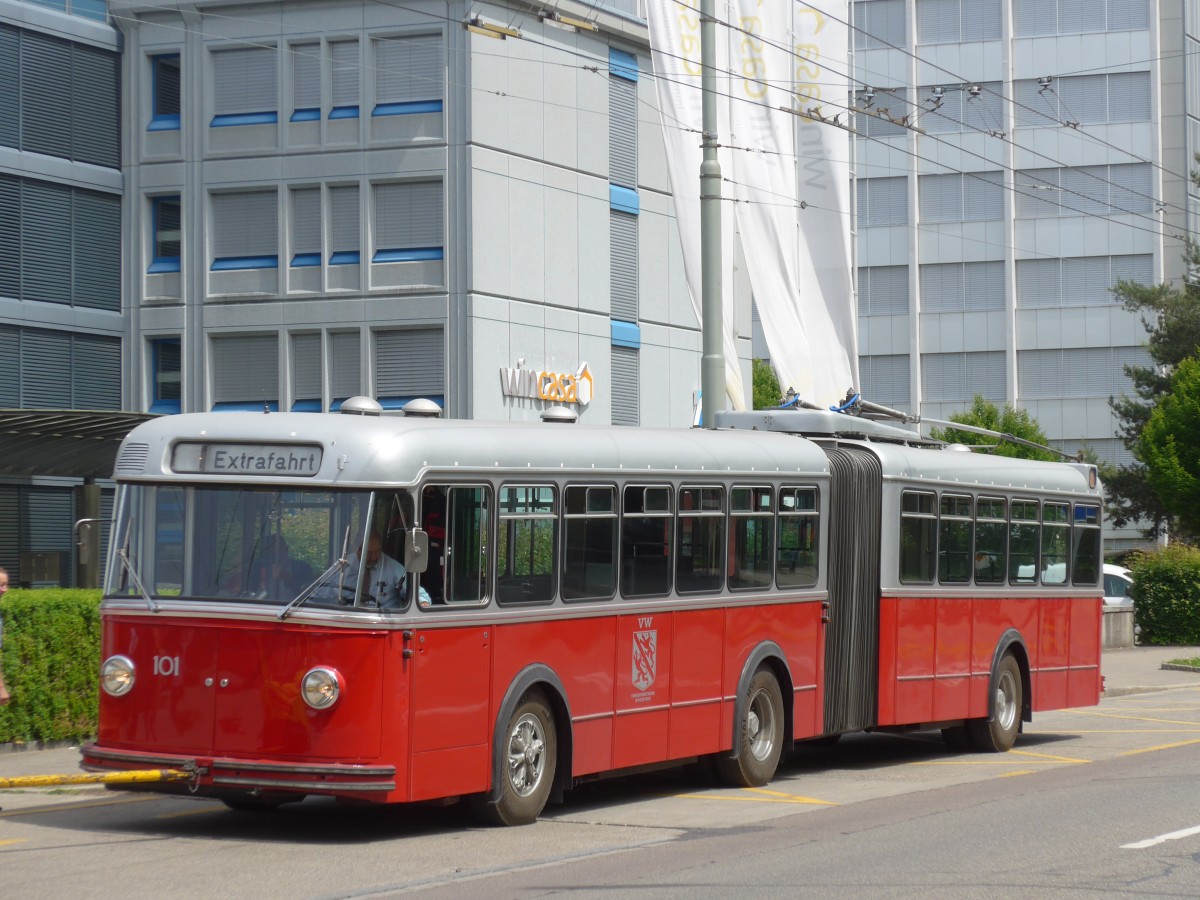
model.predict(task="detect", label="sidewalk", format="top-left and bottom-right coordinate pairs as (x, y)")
top-left (1101, 643), bottom-right (1200, 697)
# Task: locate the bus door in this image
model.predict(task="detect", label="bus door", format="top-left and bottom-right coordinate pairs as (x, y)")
top-left (821, 446), bottom-right (883, 734)
top-left (407, 485), bottom-right (493, 800)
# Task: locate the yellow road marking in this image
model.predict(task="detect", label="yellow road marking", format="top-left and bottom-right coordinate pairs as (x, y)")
top-left (0, 839), bottom-right (29, 847)
top-left (0, 794), bottom-right (155, 817)
top-left (684, 791), bottom-right (836, 806)
top-left (745, 787), bottom-right (836, 805)
top-left (1010, 749), bottom-right (1090, 763)
top-left (998, 770), bottom-right (1037, 778)
top-left (1119, 738), bottom-right (1200, 757)
top-left (911, 759), bottom-right (1072, 766)
top-left (1068, 710), bottom-right (1200, 726)
top-left (1055, 729), bottom-right (1200, 734)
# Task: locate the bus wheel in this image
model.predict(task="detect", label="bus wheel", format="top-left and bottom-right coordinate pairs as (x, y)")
top-left (716, 667), bottom-right (784, 787)
top-left (967, 654), bottom-right (1022, 752)
top-left (480, 690), bottom-right (557, 826)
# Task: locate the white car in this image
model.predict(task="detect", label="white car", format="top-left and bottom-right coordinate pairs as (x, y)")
top-left (1103, 563), bottom-right (1134, 608)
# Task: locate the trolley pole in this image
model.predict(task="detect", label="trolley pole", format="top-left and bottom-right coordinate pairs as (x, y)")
top-left (699, 0), bottom-right (725, 428)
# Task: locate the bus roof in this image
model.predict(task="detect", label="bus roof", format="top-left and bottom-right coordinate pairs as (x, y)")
top-left (114, 411), bottom-right (834, 486)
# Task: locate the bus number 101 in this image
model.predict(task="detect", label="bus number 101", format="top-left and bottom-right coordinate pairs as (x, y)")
top-left (153, 655), bottom-right (180, 677)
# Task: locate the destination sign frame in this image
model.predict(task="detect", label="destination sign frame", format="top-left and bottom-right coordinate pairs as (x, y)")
top-left (171, 442), bottom-right (323, 476)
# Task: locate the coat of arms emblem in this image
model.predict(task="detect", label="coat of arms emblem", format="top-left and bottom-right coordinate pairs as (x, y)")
top-left (632, 629), bottom-right (657, 691)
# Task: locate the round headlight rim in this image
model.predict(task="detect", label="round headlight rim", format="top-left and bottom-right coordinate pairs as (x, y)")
top-left (101, 654), bottom-right (137, 697)
top-left (301, 666), bottom-right (342, 710)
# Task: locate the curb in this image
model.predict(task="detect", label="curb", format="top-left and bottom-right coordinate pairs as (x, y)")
top-left (0, 741), bottom-right (80, 756)
top-left (1161, 663), bottom-right (1200, 673)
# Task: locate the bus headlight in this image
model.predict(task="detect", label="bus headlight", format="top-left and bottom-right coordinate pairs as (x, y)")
top-left (301, 667), bottom-right (342, 710)
top-left (101, 655), bottom-right (136, 697)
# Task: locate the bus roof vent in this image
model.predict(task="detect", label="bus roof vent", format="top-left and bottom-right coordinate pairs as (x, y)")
top-left (541, 406), bottom-right (578, 424)
top-left (402, 398), bottom-right (442, 418)
top-left (340, 396), bottom-right (384, 416)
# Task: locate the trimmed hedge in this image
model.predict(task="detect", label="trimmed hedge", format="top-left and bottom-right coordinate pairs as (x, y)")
top-left (0, 589), bottom-right (102, 744)
top-left (1130, 545), bottom-right (1200, 646)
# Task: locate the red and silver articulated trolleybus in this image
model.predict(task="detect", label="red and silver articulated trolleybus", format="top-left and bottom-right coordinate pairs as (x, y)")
top-left (82, 401), bottom-right (1105, 824)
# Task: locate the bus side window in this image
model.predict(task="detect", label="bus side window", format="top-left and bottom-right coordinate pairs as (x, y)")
top-left (1009, 499), bottom-right (1040, 584)
top-left (562, 485), bottom-right (617, 601)
top-left (975, 497), bottom-right (1007, 584)
top-left (621, 485), bottom-right (672, 598)
top-left (497, 484), bottom-right (556, 605)
top-left (899, 490), bottom-right (936, 584)
top-left (729, 485), bottom-right (773, 591)
top-left (776, 486), bottom-right (818, 589)
top-left (676, 486), bottom-right (725, 594)
top-left (433, 484), bottom-right (491, 606)
top-left (1041, 502), bottom-right (1070, 585)
top-left (1071, 503), bottom-right (1101, 585)
top-left (938, 494), bottom-right (972, 584)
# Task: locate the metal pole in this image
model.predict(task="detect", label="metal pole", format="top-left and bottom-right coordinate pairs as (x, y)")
top-left (700, 0), bottom-right (725, 428)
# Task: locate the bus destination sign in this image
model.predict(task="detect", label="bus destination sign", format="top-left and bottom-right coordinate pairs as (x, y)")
top-left (172, 442), bottom-right (323, 476)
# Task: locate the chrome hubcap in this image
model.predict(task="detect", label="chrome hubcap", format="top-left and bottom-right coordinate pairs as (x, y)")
top-left (506, 712), bottom-right (546, 797)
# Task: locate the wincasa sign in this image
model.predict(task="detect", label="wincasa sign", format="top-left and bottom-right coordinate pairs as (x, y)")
top-left (500, 359), bottom-right (594, 406)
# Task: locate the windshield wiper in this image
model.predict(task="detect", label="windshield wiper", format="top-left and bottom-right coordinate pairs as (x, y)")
top-left (117, 546), bottom-right (160, 613)
top-left (279, 526), bottom-right (352, 620)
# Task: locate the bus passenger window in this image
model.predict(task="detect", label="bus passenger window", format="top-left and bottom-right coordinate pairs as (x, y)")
top-left (974, 497), bottom-right (1006, 584)
top-left (497, 485), bottom-right (556, 605)
top-left (899, 491), bottom-right (936, 584)
top-left (938, 495), bottom-right (972, 584)
top-left (621, 485), bottom-right (672, 598)
top-left (1009, 500), bottom-right (1040, 584)
top-left (442, 485), bottom-right (490, 605)
top-left (1071, 504), bottom-right (1101, 586)
top-left (730, 486), bottom-right (773, 591)
top-left (676, 486), bottom-right (725, 594)
top-left (777, 487), bottom-right (818, 589)
top-left (562, 485), bottom-right (617, 602)
top-left (1040, 502), bottom-right (1069, 585)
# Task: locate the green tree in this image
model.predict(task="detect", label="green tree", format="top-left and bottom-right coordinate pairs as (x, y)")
top-left (1139, 356), bottom-right (1200, 538)
top-left (752, 358), bottom-right (783, 409)
top-left (928, 395), bottom-right (1058, 461)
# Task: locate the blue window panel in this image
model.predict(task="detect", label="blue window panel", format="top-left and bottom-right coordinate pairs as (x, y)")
top-left (211, 401), bottom-right (281, 412)
top-left (148, 115), bottom-right (181, 132)
top-left (211, 112), bottom-right (278, 127)
top-left (147, 259), bottom-right (181, 274)
top-left (610, 320), bottom-right (641, 348)
top-left (149, 399), bottom-right (182, 414)
top-left (372, 247), bottom-right (444, 263)
top-left (291, 399), bottom-right (322, 412)
top-left (372, 99), bottom-right (444, 117)
top-left (290, 252), bottom-right (321, 267)
top-left (609, 48), bottom-right (638, 82)
top-left (329, 251), bottom-right (360, 265)
top-left (329, 105), bottom-right (360, 119)
top-left (609, 184), bottom-right (640, 215)
top-left (151, 196), bottom-right (181, 273)
top-left (290, 108), bottom-right (320, 122)
top-left (378, 395), bottom-right (444, 410)
top-left (73, 0), bottom-right (108, 20)
top-left (211, 255), bottom-right (279, 271)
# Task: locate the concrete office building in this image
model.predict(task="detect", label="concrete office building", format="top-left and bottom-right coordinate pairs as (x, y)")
top-left (0, 0), bottom-right (122, 584)
top-left (116, 0), bottom-right (739, 429)
top-left (839, 0), bottom-right (1188, 552)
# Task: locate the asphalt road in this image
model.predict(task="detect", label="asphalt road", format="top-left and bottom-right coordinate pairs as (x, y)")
top-left (2, 685), bottom-right (1199, 898)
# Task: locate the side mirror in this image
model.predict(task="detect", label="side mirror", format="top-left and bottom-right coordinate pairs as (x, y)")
top-left (404, 527), bottom-right (430, 574)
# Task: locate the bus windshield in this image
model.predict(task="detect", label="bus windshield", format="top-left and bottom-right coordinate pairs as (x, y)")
top-left (106, 484), bottom-right (379, 607)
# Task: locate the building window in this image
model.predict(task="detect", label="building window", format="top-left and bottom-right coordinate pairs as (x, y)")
top-left (916, 0), bottom-right (1002, 44)
top-left (609, 48), bottom-right (638, 189)
top-left (921, 351), bottom-right (1005, 403)
top-left (290, 42), bottom-right (321, 121)
top-left (330, 40), bottom-right (360, 118)
top-left (290, 187), bottom-right (321, 267)
top-left (210, 190), bottom-right (278, 270)
top-left (150, 338), bottom-right (182, 414)
top-left (857, 177), bottom-right (908, 226)
top-left (372, 181), bottom-right (443, 262)
top-left (859, 354), bottom-right (910, 410)
top-left (374, 328), bottom-right (444, 408)
top-left (372, 34), bottom-right (444, 116)
top-left (920, 261), bottom-right (1004, 312)
top-left (210, 333), bottom-right (279, 411)
top-left (857, 265), bottom-right (909, 316)
top-left (211, 45), bottom-right (278, 127)
top-left (149, 54), bottom-right (181, 131)
top-left (919, 171), bottom-right (1003, 223)
top-left (1015, 164), bottom-right (1153, 218)
top-left (329, 185), bottom-right (360, 264)
top-left (149, 196), bottom-right (182, 274)
top-left (854, 0), bottom-right (907, 49)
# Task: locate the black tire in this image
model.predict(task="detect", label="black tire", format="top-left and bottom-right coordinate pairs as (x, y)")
top-left (475, 690), bottom-right (556, 826)
top-left (967, 653), bottom-right (1023, 752)
top-left (221, 796), bottom-right (287, 812)
top-left (941, 725), bottom-right (971, 752)
top-left (715, 667), bottom-right (785, 787)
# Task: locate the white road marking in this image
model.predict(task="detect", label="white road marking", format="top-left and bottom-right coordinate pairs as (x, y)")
top-left (1121, 824), bottom-right (1200, 849)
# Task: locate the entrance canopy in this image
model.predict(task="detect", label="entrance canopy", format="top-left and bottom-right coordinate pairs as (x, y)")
top-left (0, 409), bottom-right (157, 479)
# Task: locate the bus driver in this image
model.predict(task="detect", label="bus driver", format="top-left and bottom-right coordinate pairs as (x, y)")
top-left (346, 532), bottom-right (430, 609)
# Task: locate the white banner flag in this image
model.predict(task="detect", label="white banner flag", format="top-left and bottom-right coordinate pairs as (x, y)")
top-left (648, 1), bottom-right (858, 409)
top-left (645, 1), bottom-right (746, 411)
